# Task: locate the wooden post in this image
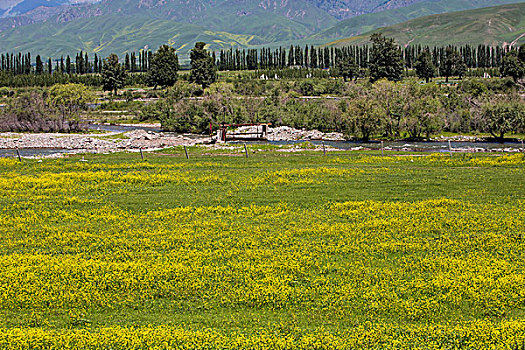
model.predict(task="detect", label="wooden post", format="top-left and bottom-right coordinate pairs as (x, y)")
top-left (244, 143), bottom-right (248, 158)
top-left (448, 140), bottom-right (453, 156)
top-left (140, 148), bottom-right (144, 161)
top-left (521, 139), bottom-right (524, 153)
top-left (322, 141), bottom-right (326, 156)
top-left (381, 141), bottom-right (384, 157)
top-left (184, 145), bottom-right (189, 159)
top-left (16, 147), bottom-right (21, 162)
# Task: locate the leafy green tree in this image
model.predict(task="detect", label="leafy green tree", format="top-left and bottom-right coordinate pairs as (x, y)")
top-left (414, 49), bottom-right (436, 83)
top-left (345, 93), bottom-right (384, 141)
top-left (333, 55), bottom-right (358, 81)
top-left (519, 44), bottom-right (525, 63)
top-left (501, 50), bottom-right (524, 82)
top-left (369, 33), bottom-right (403, 82)
top-left (35, 55), bottom-right (43, 75)
top-left (190, 42), bottom-right (216, 89)
top-left (102, 54), bottom-right (126, 95)
top-left (481, 95), bottom-right (525, 140)
top-left (125, 53), bottom-right (130, 72)
top-left (402, 85), bottom-right (442, 139)
top-left (48, 83), bottom-right (93, 129)
top-left (442, 47), bottom-right (467, 82)
top-left (146, 45), bottom-right (180, 89)
top-left (372, 79), bottom-right (405, 139)
top-left (66, 56), bottom-right (71, 74)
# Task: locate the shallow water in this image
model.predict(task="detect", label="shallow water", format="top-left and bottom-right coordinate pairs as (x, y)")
top-left (1, 123), bottom-right (523, 158)
top-left (238, 139), bottom-right (524, 153)
top-left (87, 124), bottom-right (162, 133)
top-left (314, 140), bottom-right (524, 153)
top-left (0, 148), bottom-right (78, 158)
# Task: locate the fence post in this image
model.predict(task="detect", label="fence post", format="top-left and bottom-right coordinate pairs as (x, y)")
top-left (521, 139), bottom-right (524, 153)
top-left (322, 141), bottom-right (326, 156)
top-left (381, 141), bottom-right (384, 157)
top-left (184, 146), bottom-right (189, 159)
top-left (448, 140), bottom-right (453, 157)
top-left (16, 147), bottom-right (21, 162)
top-left (244, 143), bottom-right (248, 158)
top-left (140, 148), bottom-right (144, 161)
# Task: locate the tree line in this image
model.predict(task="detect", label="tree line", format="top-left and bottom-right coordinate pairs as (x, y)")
top-left (144, 78), bottom-right (524, 141)
top-left (0, 35), bottom-right (523, 89)
top-left (0, 50), bottom-right (153, 76)
top-left (1, 41), bottom-right (521, 78)
top-left (216, 43), bottom-right (518, 71)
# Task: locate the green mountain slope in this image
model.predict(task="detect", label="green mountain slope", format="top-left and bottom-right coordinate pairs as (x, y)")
top-left (0, 14), bottom-right (269, 58)
top-left (312, 0), bottom-right (523, 41)
top-left (2, 0), bottom-right (525, 59)
top-left (327, 2), bottom-right (525, 47)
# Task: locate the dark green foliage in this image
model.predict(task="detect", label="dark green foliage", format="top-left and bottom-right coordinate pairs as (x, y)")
top-left (442, 46), bottom-right (467, 82)
top-left (0, 91), bottom-right (84, 132)
top-left (501, 50), bottom-right (524, 82)
top-left (332, 54), bottom-right (358, 81)
top-left (190, 42), bottom-right (217, 89)
top-left (145, 45), bottom-right (179, 89)
top-left (414, 49), bottom-right (436, 83)
top-left (102, 53), bottom-right (126, 95)
top-left (368, 33), bottom-right (403, 82)
top-left (482, 95), bottom-right (525, 140)
top-left (35, 55), bottom-right (43, 75)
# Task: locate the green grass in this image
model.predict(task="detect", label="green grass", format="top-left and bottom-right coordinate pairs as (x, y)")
top-left (92, 132), bottom-right (130, 140)
top-left (329, 2), bottom-right (525, 47)
top-left (0, 151), bottom-right (525, 347)
top-left (313, 0), bottom-right (522, 41)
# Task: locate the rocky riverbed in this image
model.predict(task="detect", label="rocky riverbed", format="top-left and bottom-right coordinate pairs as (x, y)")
top-left (232, 125), bottom-right (345, 141)
top-left (0, 125), bottom-right (346, 153)
top-left (0, 129), bottom-right (211, 153)
top-left (1, 125), bottom-right (523, 157)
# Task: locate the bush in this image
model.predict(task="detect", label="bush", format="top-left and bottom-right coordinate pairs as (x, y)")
top-left (0, 91), bottom-right (85, 132)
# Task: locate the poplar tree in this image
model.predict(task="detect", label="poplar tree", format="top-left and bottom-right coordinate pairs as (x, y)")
top-left (102, 53), bottom-right (126, 95)
top-left (35, 55), bottom-right (43, 74)
top-left (414, 49), bottom-right (437, 83)
top-left (145, 45), bottom-right (179, 89)
top-left (189, 42), bottom-right (216, 89)
top-left (369, 33), bottom-right (403, 82)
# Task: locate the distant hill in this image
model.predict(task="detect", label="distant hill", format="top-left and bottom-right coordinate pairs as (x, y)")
top-left (327, 2), bottom-right (525, 47)
top-left (0, 0), bottom-right (97, 18)
top-left (311, 0), bottom-right (524, 41)
top-left (0, 0), bottom-right (525, 59)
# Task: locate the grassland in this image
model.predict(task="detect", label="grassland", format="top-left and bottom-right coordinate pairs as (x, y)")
top-left (312, 0), bottom-right (522, 41)
top-left (329, 2), bottom-right (525, 48)
top-left (1, 149), bottom-right (525, 348)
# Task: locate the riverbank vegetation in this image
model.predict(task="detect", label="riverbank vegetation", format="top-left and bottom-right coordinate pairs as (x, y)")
top-left (1, 37), bottom-right (524, 139)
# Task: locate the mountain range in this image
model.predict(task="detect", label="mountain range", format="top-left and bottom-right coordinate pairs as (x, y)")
top-left (327, 2), bottom-right (525, 47)
top-left (0, 0), bottom-right (524, 59)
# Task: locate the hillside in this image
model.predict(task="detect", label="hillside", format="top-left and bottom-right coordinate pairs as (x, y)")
top-left (312, 0), bottom-right (523, 41)
top-left (1, 0), bottom-right (525, 59)
top-left (327, 2), bottom-right (525, 47)
top-left (0, 0), bottom-right (97, 18)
